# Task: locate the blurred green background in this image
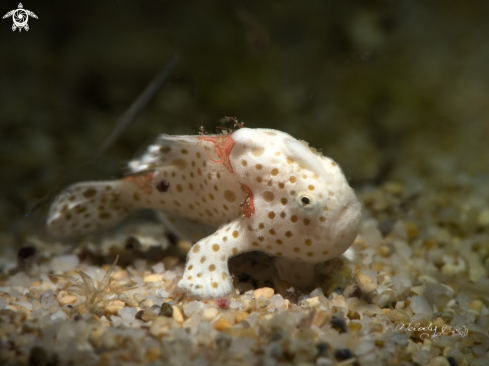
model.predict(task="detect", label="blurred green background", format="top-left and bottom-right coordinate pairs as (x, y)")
top-left (1, 0), bottom-right (489, 239)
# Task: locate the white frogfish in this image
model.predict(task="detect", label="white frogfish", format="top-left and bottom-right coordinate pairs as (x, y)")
top-left (47, 127), bottom-right (361, 299)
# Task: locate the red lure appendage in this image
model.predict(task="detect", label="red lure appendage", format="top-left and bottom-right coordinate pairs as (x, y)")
top-left (240, 183), bottom-right (255, 218)
top-left (197, 133), bottom-right (236, 173)
top-left (123, 172), bottom-right (155, 194)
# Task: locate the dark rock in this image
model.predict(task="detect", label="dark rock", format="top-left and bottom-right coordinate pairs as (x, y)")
top-left (447, 357), bottom-right (459, 366)
top-left (159, 302), bottom-right (173, 317)
top-left (334, 348), bottom-right (353, 360)
top-left (316, 342), bottom-right (328, 357)
top-left (330, 315), bottom-right (348, 333)
top-left (271, 329), bottom-right (283, 341)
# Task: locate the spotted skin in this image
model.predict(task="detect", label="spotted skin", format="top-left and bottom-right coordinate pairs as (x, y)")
top-left (46, 128), bottom-right (361, 299)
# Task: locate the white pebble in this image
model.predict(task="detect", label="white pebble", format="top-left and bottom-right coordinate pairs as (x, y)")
top-left (41, 294), bottom-right (58, 310)
top-left (246, 313), bottom-right (259, 327)
top-left (8, 272), bottom-right (31, 287)
top-left (414, 350), bottom-right (433, 365)
top-left (118, 307), bottom-right (138, 322)
top-left (14, 301), bottom-right (33, 311)
top-left (152, 262), bottom-right (165, 274)
top-left (395, 301), bottom-right (405, 309)
top-left (201, 308), bottom-right (219, 322)
top-left (445, 348), bottom-right (464, 363)
top-left (228, 337), bottom-right (255, 356)
top-left (133, 293), bottom-right (145, 302)
top-left (268, 294), bottom-right (286, 308)
top-left (184, 301), bottom-right (204, 317)
top-left (360, 219), bottom-right (382, 247)
top-left (390, 333), bottom-right (408, 346)
top-left (426, 356), bottom-right (450, 366)
top-left (446, 299), bottom-right (457, 308)
top-left (50, 309), bottom-right (68, 321)
top-left (316, 357), bottom-right (333, 366)
top-left (355, 339), bottom-right (375, 355)
top-left (50, 255), bottom-right (79, 272)
top-left (392, 275), bottom-right (412, 296)
top-left (310, 288), bottom-right (324, 297)
top-left (408, 296), bottom-right (433, 318)
top-left (372, 291), bottom-right (392, 308)
top-left (140, 299), bottom-right (154, 309)
top-left (449, 314), bottom-right (467, 328)
top-left (111, 315), bottom-right (123, 327)
top-left (134, 259), bottom-right (146, 272)
top-left (155, 288), bottom-right (169, 299)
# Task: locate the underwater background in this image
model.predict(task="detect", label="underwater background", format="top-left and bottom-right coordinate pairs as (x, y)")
top-left (3, 3), bottom-right (489, 366)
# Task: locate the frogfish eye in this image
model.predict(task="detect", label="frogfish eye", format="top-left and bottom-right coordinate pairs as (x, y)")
top-left (297, 192), bottom-right (317, 210)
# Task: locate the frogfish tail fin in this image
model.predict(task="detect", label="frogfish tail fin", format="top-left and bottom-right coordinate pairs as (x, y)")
top-left (46, 180), bottom-right (132, 237)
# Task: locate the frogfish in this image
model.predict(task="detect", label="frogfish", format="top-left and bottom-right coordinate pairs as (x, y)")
top-left (47, 125), bottom-right (361, 299)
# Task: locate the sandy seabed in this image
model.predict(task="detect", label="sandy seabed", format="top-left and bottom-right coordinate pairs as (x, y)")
top-left (1, 176), bottom-right (489, 366)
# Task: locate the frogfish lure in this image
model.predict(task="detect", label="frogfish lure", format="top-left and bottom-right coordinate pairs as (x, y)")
top-left (47, 125), bottom-right (361, 299)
